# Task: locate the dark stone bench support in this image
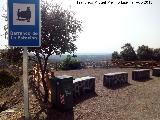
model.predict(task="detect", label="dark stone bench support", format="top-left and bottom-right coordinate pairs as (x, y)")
top-left (103, 72), bottom-right (128, 88)
top-left (73, 76), bottom-right (95, 99)
top-left (132, 69), bottom-right (150, 81)
top-left (152, 68), bottom-right (160, 77)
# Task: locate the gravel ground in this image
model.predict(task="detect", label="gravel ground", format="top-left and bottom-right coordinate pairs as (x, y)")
top-left (1, 68), bottom-right (160, 120)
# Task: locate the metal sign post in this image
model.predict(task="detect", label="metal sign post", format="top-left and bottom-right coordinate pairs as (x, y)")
top-left (8, 0), bottom-right (40, 119)
top-left (23, 47), bottom-right (29, 119)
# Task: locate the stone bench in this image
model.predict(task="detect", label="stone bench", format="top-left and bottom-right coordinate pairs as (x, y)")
top-left (152, 68), bottom-right (160, 77)
top-left (103, 72), bottom-right (128, 88)
top-left (132, 69), bottom-right (150, 81)
top-left (73, 76), bottom-right (95, 99)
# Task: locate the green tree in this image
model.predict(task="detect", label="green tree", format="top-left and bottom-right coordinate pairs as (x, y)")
top-left (28, 2), bottom-right (82, 102)
top-left (112, 51), bottom-right (120, 60)
top-left (120, 43), bottom-right (137, 61)
top-left (3, 2), bottom-right (82, 102)
top-left (137, 45), bottom-right (153, 60)
top-left (153, 48), bottom-right (160, 61)
top-left (61, 55), bottom-right (81, 70)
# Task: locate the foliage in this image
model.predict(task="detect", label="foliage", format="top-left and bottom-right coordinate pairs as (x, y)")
top-left (153, 48), bottom-right (160, 61)
top-left (0, 49), bottom-right (8, 70)
top-left (2, 47), bottom-right (23, 65)
top-left (0, 70), bottom-right (19, 89)
top-left (153, 49), bottom-right (160, 61)
top-left (120, 43), bottom-right (137, 61)
top-left (112, 51), bottom-right (120, 60)
top-left (111, 43), bottom-right (160, 61)
top-left (60, 55), bottom-right (81, 70)
top-left (28, 2), bottom-right (82, 102)
top-left (137, 45), bottom-right (153, 60)
top-left (3, 2), bottom-right (82, 102)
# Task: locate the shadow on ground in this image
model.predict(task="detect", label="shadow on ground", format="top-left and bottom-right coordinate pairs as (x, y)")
top-left (132, 78), bottom-right (153, 82)
top-left (104, 82), bottom-right (132, 90)
top-left (28, 78), bottom-right (74, 120)
top-left (74, 92), bottom-right (98, 105)
top-left (32, 107), bottom-right (74, 120)
top-left (22, 77), bottom-right (97, 120)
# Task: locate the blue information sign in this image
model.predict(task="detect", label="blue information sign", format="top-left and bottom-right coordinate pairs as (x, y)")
top-left (8, 0), bottom-right (41, 47)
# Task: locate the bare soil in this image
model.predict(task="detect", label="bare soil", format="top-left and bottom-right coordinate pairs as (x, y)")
top-left (1, 68), bottom-right (160, 120)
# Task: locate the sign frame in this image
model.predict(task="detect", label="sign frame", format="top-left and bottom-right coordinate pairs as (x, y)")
top-left (8, 0), bottom-right (41, 47)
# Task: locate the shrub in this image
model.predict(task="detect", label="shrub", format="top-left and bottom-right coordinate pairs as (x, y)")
top-left (0, 70), bottom-right (19, 88)
top-left (60, 55), bottom-right (82, 70)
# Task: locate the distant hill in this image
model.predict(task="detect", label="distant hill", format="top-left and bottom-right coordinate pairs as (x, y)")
top-left (48, 53), bottom-right (112, 62)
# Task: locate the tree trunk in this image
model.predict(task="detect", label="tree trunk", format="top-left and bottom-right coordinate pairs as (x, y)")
top-left (41, 71), bottom-right (49, 103)
top-left (36, 53), bottom-right (50, 103)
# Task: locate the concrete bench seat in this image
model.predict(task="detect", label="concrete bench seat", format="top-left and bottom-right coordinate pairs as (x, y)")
top-left (152, 68), bottom-right (160, 77)
top-left (73, 76), bottom-right (95, 99)
top-left (103, 72), bottom-right (128, 88)
top-left (132, 69), bottom-right (150, 81)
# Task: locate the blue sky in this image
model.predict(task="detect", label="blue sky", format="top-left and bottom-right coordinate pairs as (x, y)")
top-left (0, 0), bottom-right (160, 53)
